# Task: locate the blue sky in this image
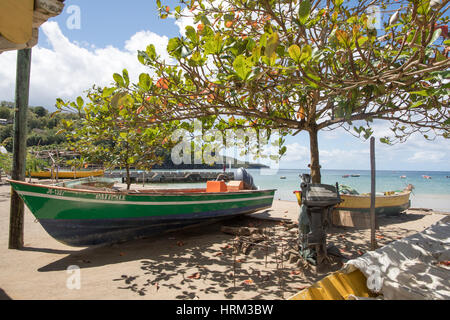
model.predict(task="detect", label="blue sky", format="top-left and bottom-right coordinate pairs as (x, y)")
top-left (0, 0), bottom-right (449, 171)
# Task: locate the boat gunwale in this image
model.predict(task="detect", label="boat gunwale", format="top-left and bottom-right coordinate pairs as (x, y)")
top-left (7, 179), bottom-right (277, 197)
top-left (339, 191), bottom-right (411, 199)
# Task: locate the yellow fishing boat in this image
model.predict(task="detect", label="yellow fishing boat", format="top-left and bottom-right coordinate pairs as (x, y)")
top-left (289, 269), bottom-right (376, 300)
top-left (28, 170), bottom-right (104, 179)
top-left (335, 189), bottom-right (412, 216)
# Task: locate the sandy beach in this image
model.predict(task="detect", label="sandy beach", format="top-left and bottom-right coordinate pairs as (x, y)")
top-left (0, 182), bottom-right (448, 300)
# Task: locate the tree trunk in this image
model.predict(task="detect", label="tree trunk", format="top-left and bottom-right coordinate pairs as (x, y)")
top-left (126, 165), bottom-right (131, 190)
top-left (309, 128), bottom-right (321, 184)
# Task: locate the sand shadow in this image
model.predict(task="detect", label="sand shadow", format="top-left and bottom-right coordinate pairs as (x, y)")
top-left (36, 216), bottom-right (341, 299)
top-left (21, 247), bottom-right (75, 255)
top-left (37, 216), bottom-right (251, 273)
top-left (377, 212), bottom-right (426, 226)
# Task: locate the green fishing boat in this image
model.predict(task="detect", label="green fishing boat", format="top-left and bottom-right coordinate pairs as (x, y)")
top-left (8, 173), bottom-right (275, 247)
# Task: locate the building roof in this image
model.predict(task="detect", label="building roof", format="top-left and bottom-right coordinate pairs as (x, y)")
top-left (0, 0), bottom-right (65, 53)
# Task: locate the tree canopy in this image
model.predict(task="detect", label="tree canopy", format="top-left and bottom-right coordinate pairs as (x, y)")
top-left (56, 80), bottom-right (176, 189)
top-left (64, 0), bottom-right (450, 183)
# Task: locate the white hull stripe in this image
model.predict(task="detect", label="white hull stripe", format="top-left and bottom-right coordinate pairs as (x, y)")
top-left (17, 191), bottom-right (274, 206)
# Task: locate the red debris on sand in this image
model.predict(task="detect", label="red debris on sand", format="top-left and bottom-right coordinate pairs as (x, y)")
top-left (188, 273), bottom-right (201, 279)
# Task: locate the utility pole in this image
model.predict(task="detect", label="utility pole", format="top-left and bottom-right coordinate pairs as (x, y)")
top-left (9, 48), bottom-right (32, 249)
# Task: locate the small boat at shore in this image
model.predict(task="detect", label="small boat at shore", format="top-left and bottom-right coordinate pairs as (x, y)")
top-left (8, 172), bottom-right (275, 247)
top-left (28, 169), bottom-right (104, 179)
top-left (335, 186), bottom-right (412, 216)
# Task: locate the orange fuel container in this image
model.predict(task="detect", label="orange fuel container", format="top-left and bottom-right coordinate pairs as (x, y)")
top-left (206, 181), bottom-right (227, 193)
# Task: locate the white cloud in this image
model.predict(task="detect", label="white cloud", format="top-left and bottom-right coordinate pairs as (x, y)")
top-left (407, 151), bottom-right (445, 163)
top-left (0, 22), bottom-right (169, 108)
top-left (174, 11), bottom-right (196, 36)
top-left (282, 142), bottom-right (309, 162)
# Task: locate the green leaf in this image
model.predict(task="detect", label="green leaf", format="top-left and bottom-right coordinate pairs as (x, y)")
top-left (102, 87), bottom-right (116, 98)
top-left (298, 0), bottom-right (311, 25)
top-left (334, 0), bottom-right (344, 7)
top-left (76, 97), bottom-right (84, 108)
top-left (146, 44), bottom-right (157, 60)
top-left (122, 69), bottom-right (130, 87)
top-left (113, 73), bottom-right (125, 87)
top-left (139, 73), bottom-right (151, 91)
top-left (357, 36), bottom-right (369, 47)
top-left (185, 26), bottom-right (198, 43)
top-left (251, 45), bottom-right (261, 64)
top-left (167, 38), bottom-right (182, 58)
top-left (204, 34), bottom-right (223, 55)
top-left (410, 90), bottom-right (429, 97)
top-left (304, 78), bottom-right (319, 88)
top-left (288, 44), bottom-right (302, 63)
top-left (430, 28), bottom-right (442, 45)
top-left (417, 0), bottom-right (430, 15)
top-left (233, 55), bottom-right (253, 80)
top-left (299, 45), bottom-right (312, 64)
top-left (260, 34), bottom-right (268, 48)
top-left (409, 100), bottom-right (426, 108)
top-left (305, 70), bottom-right (320, 82)
top-left (265, 32), bottom-right (279, 58)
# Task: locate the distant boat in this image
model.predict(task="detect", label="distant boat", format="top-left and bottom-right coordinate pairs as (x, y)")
top-left (28, 169), bottom-right (104, 179)
top-left (280, 176), bottom-right (287, 179)
top-left (350, 174), bottom-right (360, 177)
top-left (400, 176), bottom-right (407, 179)
top-left (342, 175), bottom-right (350, 178)
top-left (422, 175), bottom-right (432, 179)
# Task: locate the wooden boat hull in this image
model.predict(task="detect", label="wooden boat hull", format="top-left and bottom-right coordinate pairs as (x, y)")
top-left (9, 180), bottom-right (275, 246)
top-left (28, 170), bottom-right (104, 179)
top-left (289, 269), bottom-right (374, 300)
top-left (335, 191), bottom-right (411, 216)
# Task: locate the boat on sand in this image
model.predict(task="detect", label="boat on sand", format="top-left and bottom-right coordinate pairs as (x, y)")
top-left (8, 172), bottom-right (275, 246)
top-left (335, 185), bottom-right (412, 216)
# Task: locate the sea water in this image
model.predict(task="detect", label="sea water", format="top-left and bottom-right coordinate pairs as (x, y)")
top-left (247, 169), bottom-right (450, 211)
top-left (129, 168), bottom-right (450, 211)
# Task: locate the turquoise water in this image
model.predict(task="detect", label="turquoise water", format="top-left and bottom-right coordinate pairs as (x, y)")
top-left (246, 169), bottom-right (450, 199)
top-left (141, 168), bottom-right (450, 211)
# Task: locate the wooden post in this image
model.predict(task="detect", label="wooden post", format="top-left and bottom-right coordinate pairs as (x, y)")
top-left (9, 48), bottom-right (32, 250)
top-left (370, 137), bottom-right (377, 251)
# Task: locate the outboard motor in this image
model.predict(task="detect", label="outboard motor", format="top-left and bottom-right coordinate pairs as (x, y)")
top-left (234, 168), bottom-right (257, 190)
top-left (298, 174), bottom-right (341, 265)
